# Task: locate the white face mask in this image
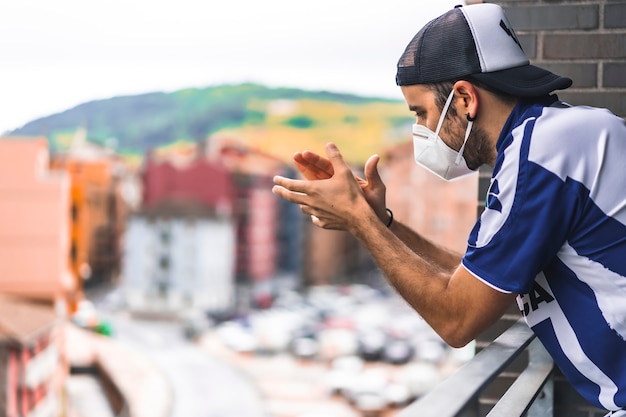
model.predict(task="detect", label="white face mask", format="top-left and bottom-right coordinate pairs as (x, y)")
top-left (412, 90), bottom-right (475, 181)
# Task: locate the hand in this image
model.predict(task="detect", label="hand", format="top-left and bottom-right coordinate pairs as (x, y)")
top-left (294, 150), bottom-right (333, 180)
top-left (273, 143), bottom-right (373, 230)
top-left (293, 148), bottom-right (388, 222)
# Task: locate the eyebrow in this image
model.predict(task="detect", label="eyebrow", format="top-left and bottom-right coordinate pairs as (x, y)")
top-left (408, 105), bottom-right (426, 113)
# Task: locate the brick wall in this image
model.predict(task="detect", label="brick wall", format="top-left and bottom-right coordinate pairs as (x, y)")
top-left (489, 0), bottom-right (626, 118)
top-left (474, 0), bottom-right (625, 415)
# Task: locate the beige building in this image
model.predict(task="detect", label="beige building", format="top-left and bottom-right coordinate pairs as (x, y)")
top-left (0, 137), bottom-right (76, 312)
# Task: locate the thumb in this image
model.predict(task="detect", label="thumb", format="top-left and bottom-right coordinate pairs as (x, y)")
top-left (325, 142), bottom-right (347, 170)
top-left (364, 154), bottom-right (383, 186)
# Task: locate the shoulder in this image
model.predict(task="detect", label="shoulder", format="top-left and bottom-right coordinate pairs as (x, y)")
top-left (527, 103), bottom-right (625, 181)
top-left (533, 103), bottom-right (623, 137)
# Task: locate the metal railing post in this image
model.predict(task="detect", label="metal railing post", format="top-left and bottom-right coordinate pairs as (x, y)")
top-left (526, 340), bottom-right (554, 417)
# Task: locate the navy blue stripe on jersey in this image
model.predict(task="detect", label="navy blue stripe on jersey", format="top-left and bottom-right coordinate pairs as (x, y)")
top-left (545, 257), bottom-right (626, 407)
top-left (532, 319), bottom-right (605, 409)
top-left (466, 130), bottom-right (582, 294)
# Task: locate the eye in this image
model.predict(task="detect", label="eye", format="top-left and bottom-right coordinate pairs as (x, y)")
top-left (414, 111), bottom-right (426, 120)
top-left (414, 114), bottom-right (427, 126)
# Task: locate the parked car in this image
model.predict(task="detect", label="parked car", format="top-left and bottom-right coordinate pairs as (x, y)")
top-left (382, 337), bottom-right (415, 365)
top-left (357, 328), bottom-right (387, 362)
top-left (181, 309), bottom-right (213, 340)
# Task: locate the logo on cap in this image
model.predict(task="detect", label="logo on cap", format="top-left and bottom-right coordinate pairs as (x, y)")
top-left (499, 20), bottom-right (523, 50)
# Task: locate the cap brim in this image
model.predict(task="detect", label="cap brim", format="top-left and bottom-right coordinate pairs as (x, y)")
top-left (470, 64), bottom-right (572, 97)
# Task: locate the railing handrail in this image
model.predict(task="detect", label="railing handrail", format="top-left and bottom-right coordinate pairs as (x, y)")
top-left (487, 338), bottom-right (553, 417)
top-left (399, 318), bottom-right (554, 417)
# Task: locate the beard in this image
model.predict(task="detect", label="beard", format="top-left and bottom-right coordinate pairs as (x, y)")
top-left (440, 113), bottom-right (490, 171)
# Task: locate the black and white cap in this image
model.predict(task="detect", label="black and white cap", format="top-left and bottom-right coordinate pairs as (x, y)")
top-left (396, 3), bottom-right (572, 97)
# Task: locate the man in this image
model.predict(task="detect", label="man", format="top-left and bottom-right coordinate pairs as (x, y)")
top-left (272, 3), bottom-right (626, 415)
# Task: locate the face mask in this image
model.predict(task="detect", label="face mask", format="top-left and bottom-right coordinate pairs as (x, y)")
top-left (412, 90), bottom-right (475, 181)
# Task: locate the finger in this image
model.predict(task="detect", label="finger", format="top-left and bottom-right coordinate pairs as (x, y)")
top-left (299, 204), bottom-right (313, 215)
top-left (325, 143), bottom-right (348, 172)
top-left (272, 175), bottom-right (309, 194)
top-left (364, 154), bottom-right (382, 186)
top-left (272, 185), bottom-right (309, 206)
top-left (300, 151), bottom-right (334, 176)
top-left (294, 159), bottom-right (329, 181)
top-left (293, 151), bottom-right (333, 180)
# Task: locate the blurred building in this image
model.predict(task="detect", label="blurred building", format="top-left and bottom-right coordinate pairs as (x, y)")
top-left (0, 137), bottom-right (70, 417)
top-left (0, 137), bottom-right (76, 312)
top-left (122, 152), bottom-right (237, 314)
top-left (121, 137), bottom-right (304, 313)
top-left (0, 295), bottom-right (66, 417)
top-left (49, 128), bottom-right (130, 302)
top-left (212, 139), bottom-right (303, 308)
top-left (383, 141), bottom-right (478, 255)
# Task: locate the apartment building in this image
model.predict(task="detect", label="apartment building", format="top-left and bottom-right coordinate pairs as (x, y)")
top-left (50, 128), bottom-right (135, 298)
top-left (0, 137), bottom-right (75, 310)
top-left (0, 137), bottom-right (71, 417)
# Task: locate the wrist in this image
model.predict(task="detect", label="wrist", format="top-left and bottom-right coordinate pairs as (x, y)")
top-left (385, 208), bottom-right (393, 228)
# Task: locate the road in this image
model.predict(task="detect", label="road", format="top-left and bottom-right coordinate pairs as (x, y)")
top-left (92, 288), bottom-right (266, 417)
top-left (110, 315), bottom-right (265, 417)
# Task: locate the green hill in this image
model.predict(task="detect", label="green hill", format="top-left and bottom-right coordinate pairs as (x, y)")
top-left (11, 83), bottom-right (414, 164)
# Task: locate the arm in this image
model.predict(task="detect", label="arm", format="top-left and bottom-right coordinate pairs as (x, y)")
top-left (273, 143), bottom-right (515, 347)
top-left (388, 220), bottom-right (463, 275)
top-left (350, 209), bottom-right (514, 347)
top-left (293, 148), bottom-right (462, 273)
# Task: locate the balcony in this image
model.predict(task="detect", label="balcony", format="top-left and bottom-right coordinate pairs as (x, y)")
top-left (399, 318), bottom-right (553, 416)
top-left (398, 317), bottom-right (609, 417)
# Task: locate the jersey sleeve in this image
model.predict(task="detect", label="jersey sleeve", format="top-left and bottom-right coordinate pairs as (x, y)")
top-left (462, 118), bottom-right (581, 295)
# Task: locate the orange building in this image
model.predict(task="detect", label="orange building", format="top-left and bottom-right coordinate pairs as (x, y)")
top-left (50, 130), bottom-right (130, 301)
top-left (0, 137), bottom-right (76, 309)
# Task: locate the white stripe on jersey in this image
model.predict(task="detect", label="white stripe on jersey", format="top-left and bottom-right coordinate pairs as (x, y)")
top-left (558, 242), bottom-right (626, 340)
top-left (521, 273), bottom-right (619, 410)
top-left (528, 105), bottom-right (626, 226)
top-left (472, 118), bottom-right (533, 248)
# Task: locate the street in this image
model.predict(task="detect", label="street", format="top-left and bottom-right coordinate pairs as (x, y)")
top-left (110, 315), bottom-right (265, 417)
top-left (90, 287), bottom-right (266, 417)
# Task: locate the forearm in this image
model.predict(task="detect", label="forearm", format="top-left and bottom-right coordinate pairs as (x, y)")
top-left (351, 211), bottom-right (466, 341)
top-left (388, 218), bottom-right (463, 274)
top-left (351, 205), bottom-right (516, 347)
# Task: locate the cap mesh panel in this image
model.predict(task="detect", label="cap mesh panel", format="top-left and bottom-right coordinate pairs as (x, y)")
top-left (396, 9), bottom-right (481, 85)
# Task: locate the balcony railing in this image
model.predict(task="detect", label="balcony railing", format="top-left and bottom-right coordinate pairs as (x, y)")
top-left (399, 318), bottom-right (554, 417)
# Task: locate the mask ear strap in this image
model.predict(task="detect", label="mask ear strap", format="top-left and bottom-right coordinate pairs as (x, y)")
top-left (435, 90), bottom-right (455, 137)
top-left (455, 119), bottom-right (473, 165)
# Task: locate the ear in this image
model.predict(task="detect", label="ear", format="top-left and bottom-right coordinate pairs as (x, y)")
top-left (453, 80), bottom-right (479, 120)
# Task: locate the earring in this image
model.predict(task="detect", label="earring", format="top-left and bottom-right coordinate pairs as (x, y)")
top-left (466, 113), bottom-right (476, 122)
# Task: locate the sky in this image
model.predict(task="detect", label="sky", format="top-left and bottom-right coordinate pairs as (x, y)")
top-left (1, 0), bottom-right (461, 134)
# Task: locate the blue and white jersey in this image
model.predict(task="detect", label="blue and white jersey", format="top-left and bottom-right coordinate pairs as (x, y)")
top-left (462, 96), bottom-right (626, 411)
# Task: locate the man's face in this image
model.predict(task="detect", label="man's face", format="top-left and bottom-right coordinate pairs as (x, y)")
top-left (401, 84), bottom-right (445, 133)
top-left (400, 84), bottom-right (487, 170)
top-left (400, 84), bottom-right (467, 151)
